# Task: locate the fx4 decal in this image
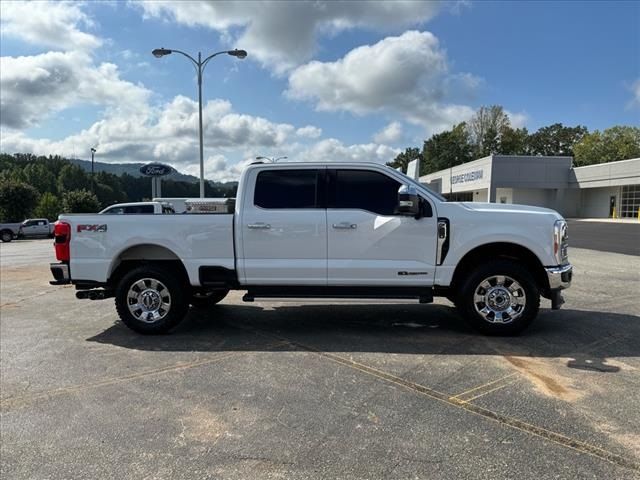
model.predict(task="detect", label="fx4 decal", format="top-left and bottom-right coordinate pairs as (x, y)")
top-left (77, 224), bottom-right (108, 233)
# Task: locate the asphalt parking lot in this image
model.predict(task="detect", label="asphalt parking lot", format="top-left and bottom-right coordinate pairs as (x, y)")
top-left (1, 236), bottom-right (639, 479)
top-left (567, 220), bottom-right (640, 256)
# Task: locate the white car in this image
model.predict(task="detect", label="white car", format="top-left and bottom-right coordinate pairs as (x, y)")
top-left (99, 202), bottom-right (175, 215)
top-left (50, 161), bottom-right (572, 335)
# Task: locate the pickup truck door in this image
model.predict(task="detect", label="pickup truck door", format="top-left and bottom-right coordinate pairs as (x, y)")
top-left (238, 167), bottom-right (327, 285)
top-left (326, 168), bottom-right (438, 286)
top-left (36, 221), bottom-right (50, 236)
top-left (21, 220), bottom-right (48, 236)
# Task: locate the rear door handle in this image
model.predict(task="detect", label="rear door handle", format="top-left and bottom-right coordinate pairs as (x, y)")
top-left (332, 222), bottom-right (357, 229)
top-left (247, 223), bottom-right (271, 229)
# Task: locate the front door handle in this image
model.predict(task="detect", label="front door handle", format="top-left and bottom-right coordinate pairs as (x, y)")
top-left (247, 223), bottom-right (271, 229)
top-left (332, 222), bottom-right (357, 230)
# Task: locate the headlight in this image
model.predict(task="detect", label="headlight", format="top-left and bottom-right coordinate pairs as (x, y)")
top-left (553, 220), bottom-right (569, 264)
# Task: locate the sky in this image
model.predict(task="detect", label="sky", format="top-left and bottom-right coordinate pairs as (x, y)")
top-left (1, 0), bottom-right (638, 182)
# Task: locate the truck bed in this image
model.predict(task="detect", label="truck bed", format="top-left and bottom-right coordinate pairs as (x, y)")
top-left (59, 213), bottom-right (235, 286)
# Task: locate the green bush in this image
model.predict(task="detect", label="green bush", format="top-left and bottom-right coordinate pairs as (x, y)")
top-left (0, 180), bottom-right (39, 222)
top-left (34, 192), bottom-right (62, 221)
top-left (61, 189), bottom-right (101, 213)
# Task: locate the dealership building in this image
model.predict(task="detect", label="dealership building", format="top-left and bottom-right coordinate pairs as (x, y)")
top-left (416, 155), bottom-right (640, 219)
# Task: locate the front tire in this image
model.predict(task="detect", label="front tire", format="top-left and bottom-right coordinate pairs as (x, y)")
top-left (115, 266), bottom-right (188, 334)
top-left (457, 260), bottom-right (539, 335)
top-left (1, 230), bottom-right (13, 243)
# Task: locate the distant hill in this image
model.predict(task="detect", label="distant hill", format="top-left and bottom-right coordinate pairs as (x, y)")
top-left (69, 158), bottom-right (200, 183)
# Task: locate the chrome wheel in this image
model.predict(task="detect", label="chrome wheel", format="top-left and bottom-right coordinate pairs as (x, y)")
top-left (126, 278), bottom-right (172, 323)
top-left (473, 275), bottom-right (526, 324)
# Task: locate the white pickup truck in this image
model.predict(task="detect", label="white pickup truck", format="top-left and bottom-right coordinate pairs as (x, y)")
top-left (19, 218), bottom-right (54, 239)
top-left (50, 162), bottom-right (572, 335)
top-left (99, 201), bottom-right (175, 215)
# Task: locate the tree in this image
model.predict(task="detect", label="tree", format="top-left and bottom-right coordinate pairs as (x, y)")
top-left (34, 192), bottom-right (62, 221)
top-left (387, 147), bottom-right (422, 174)
top-left (0, 180), bottom-right (39, 222)
top-left (61, 190), bottom-right (100, 213)
top-left (23, 163), bottom-right (57, 194)
top-left (57, 164), bottom-right (89, 193)
top-left (467, 105), bottom-right (511, 157)
top-left (500, 127), bottom-right (530, 155)
top-left (422, 122), bottom-right (474, 174)
top-left (573, 126), bottom-right (640, 166)
top-left (528, 123), bottom-right (588, 157)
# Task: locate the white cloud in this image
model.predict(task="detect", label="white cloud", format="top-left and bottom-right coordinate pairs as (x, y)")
top-left (200, 137), bottom-right (401, 181)
top-left (137, 0), bottom-right (443, 74)
top-left (286, 31), bottom-right (478, 133)
top-left (1, 123), bottom-right (399, 183)
top-left (0, 51), bottom-right (151, 128)
top-left (0, 96), bottom-right (303, 172)
top-left (0, 0), bottom-right (101, 51)
top-left (298, 138), bottom-right (400, 164)
top-left (506, 110), bottom-right (528, 129)
top-left (192, 156), bottom-right (257, 183)
top-left (373, 122), bottom-right (403, 143)
top-left (181, 154), bottom-right (245, 183)
top-left (628, 78), bottom-right (640, 109)
top-left (296, 125), bottom-right (322, 138)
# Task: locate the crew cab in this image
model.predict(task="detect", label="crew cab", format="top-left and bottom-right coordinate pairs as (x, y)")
top-left (19, 218), bottom-right (54, 239)
top-left (49, 162), bottom-right (572, 335)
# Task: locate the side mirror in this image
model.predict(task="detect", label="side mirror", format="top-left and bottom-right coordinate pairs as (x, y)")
top-left (397, 185), bottom-right (420, 217)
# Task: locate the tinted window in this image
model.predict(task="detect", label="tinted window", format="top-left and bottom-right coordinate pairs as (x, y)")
top-left (103, 207), bottom-right (124, 215)
top-left (331, 170), bottom-right (400, 215)
top-left (123, 205), bottom-right (154, 214)
top-left (255, 170), bottom-right (320, 209)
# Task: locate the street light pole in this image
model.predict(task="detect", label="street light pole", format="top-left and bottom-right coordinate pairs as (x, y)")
top-left (197, 52), bottom-right (205, 198)
top-left (152, 47), bottom-right (247, 197)
top-left (90, 147), bottom-right (97, 194)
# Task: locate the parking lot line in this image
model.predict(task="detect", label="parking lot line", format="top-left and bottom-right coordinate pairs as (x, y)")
top-left (240, 325), bottom-right (639, 473)
top-left (315, 347), bottom-right (638, 472)
top-left (449, 373), bottom-right (519, 400)
top-left (0, 343), bottom-right (286, 411)
top-left (456, 379), bottom-right (520, 403)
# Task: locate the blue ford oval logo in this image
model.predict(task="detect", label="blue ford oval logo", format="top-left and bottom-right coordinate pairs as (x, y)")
top-left (140, 163), bottom-right (173, 176)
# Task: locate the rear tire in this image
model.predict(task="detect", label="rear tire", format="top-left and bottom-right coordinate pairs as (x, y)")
top-left (190, 289), bottom-right (229, 308)
top-left (1, 230), bottom-right (13, 243)
top-left (115, 265), bottom-right (188, 334)
top-left (457, 259), bottom-right (539, 335)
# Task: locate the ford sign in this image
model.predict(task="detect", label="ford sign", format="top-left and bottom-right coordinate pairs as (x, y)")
top-left (140, 163), bottom-right (173, 177)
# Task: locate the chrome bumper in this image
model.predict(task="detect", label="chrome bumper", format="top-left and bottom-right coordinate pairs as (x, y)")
top-left (545, 264), bottom-right (573, 290)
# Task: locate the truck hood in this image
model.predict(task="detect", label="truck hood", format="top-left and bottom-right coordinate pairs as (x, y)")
top-left (458, 202), bottom-right (562, 218)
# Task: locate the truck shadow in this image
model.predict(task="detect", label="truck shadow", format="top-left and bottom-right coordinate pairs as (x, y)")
top-left (87, 303), bottom-right (638, 368)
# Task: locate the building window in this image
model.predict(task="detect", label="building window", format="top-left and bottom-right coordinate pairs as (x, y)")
top-left (620, 185), bottom-right (640, 218)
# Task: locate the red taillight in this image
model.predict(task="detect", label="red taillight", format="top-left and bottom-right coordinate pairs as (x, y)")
top-left (54, 221), bottom-right (71, 261)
